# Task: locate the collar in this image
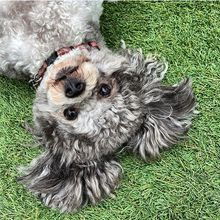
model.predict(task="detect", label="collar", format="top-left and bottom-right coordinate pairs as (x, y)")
top-left (30, 41), bottom-right (100, 88)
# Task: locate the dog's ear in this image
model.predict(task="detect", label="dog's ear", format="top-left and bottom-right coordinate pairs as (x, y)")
top-left (120, 47), bottom-right (196, 160)
top-left (129, 78), bottom-right (197, 160)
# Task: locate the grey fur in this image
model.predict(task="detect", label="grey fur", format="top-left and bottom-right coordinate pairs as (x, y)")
top-left (19, 48), bottom-right (196, 212)
top-left (0, 1), bottom-right (196, 212)
top-left (19, 152), bottom-right (122, 212)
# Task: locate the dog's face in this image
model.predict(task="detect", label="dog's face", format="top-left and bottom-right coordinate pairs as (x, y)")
top-left (33, 48), bottom-right (143, 157)
top-left (32, 48), bottom-right (195, 162)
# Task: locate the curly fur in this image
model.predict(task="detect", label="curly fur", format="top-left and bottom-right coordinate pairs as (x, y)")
top-left (0, 0), bottom-right (104, 78)
top-left (0, 1), bottom-right (196, 212)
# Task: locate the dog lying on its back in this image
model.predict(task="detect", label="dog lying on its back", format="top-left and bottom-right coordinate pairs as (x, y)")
top-left (0, 1), bottom-right (196, 212)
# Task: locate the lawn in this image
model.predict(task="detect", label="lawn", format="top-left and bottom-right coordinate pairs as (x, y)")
top-left (0, 1), bottom-right (220, 219)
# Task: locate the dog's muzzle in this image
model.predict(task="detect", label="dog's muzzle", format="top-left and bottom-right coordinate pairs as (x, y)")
top-left (30, 41), bottom-right (100, 88)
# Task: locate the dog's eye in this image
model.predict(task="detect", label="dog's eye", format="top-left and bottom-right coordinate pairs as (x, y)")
top-left (63, 107), bottom-right (78, 120)
top-left (98, 83), bottom-right (111, 97)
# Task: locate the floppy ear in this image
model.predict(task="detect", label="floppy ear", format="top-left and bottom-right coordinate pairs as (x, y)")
top-left (129, 78), bottom-right (196, 160)
top-left (121, 47), bottom-right (196, 160)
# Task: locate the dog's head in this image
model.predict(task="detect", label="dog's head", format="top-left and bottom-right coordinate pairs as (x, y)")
top-left (33, 46), bottom-right (196, 162)
top-left (33, 47), bottom-right (144, 156)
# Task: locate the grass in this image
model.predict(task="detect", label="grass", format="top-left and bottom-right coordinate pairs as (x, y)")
top-left (0, 1), bottom-right (220, 219)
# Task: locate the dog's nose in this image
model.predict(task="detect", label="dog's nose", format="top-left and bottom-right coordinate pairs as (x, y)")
top-left (65, 78), bottom-right (85, 98)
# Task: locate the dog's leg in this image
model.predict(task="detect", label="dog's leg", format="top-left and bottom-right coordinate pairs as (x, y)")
top-left (18, 152), bottom-right (122, 212)
top-left (128, 79), bottom-right (197, 160)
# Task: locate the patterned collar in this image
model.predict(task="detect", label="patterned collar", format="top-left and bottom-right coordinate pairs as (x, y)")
top-left (30, 41), bottom-right (100, 88)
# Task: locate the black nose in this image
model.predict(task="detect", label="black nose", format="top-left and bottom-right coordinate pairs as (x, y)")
top-left (65, 78), bottom-right (85, 98)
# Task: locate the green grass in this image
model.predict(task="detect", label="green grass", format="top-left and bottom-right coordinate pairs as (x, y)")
top-left (0, 1), bottom-right (220, 219)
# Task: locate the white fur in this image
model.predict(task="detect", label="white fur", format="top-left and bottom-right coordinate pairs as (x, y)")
top-left (0, 0), bottom-right (104, 77)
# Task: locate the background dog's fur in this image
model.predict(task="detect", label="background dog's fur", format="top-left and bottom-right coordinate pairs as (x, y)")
top-left (0, 0), bottom-right (196, 212)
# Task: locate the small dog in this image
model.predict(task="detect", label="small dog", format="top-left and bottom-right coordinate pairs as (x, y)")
top-left (0, 1), bottom-right (196, 212)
